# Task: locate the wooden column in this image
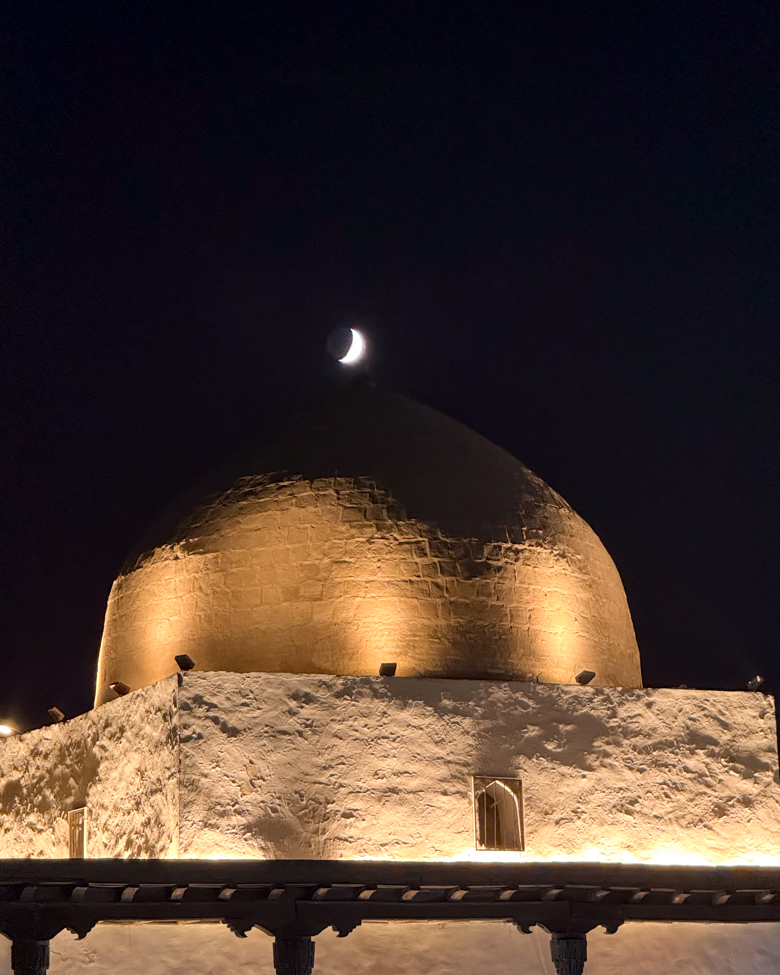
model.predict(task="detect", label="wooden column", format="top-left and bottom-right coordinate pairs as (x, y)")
top-left (10, 939), bottom-right (50, 975)
top-left (549, 932), bottom-right (587, 975)
top-left (272, 936), bottom-right (315, 975)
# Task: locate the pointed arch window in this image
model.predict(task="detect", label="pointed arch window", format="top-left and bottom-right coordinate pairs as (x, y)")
top-left (473, 777), bottom-right (524, 851)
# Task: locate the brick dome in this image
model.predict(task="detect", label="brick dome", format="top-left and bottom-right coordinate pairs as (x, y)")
top-left (95, 380), bottom-right (642, 704)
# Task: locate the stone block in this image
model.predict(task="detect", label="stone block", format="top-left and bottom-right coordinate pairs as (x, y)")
top-left (299, 581), bottom-right (323, 601)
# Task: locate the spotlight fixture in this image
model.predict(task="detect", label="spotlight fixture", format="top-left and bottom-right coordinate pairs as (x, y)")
top-left (48, 707), bottom-right (65, 723)
top-left (747, 675), bottom-right (765, 692)
top-left (0, 723), bottom-right (17, 737)
top-left (379, 662), bottom-right (397, 677)
top-left (175, 654), bottom-right (195, 672)
top-left (109, 681), bottom-right (131, 697)
top-left (576, 670), bottom-right (596, 685)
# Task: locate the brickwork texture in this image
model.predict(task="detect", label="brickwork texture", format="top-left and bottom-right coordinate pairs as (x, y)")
top-left (95, 382), bottom-right (641, 703)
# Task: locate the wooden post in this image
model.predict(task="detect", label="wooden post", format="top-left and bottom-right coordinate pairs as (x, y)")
top-left (550, 932), bottom-right (587, 975)
top-left (272, 936), bottom-right (315, 975)
top-left (10, 939), bottom-right (50, 975)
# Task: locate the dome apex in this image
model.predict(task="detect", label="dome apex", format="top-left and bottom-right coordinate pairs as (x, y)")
top-left (135, 378), bottom-right (578, 555)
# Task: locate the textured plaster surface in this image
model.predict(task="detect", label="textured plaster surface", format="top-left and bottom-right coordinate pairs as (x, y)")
top-left (0, 678), bottom-right (178, 858)
top-left (95, 384), bottom-right (641, 705)
top-left (176, 673), bottom-right (780, 863)
top-left (4, 673), bottom-right (777, 864)
top-left (1, 919), bottom-right (779, 975)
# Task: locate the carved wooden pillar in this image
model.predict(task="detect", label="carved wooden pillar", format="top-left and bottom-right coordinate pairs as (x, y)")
top-left (550, 932), bottom-right (587, 975)
top-left (10, 939), bottom-right (50, 975)
top-left (273, 936), bottom-right (315, 975)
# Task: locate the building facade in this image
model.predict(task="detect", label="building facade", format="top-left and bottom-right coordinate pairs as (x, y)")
top-left (2, 380), bottom-right (779, 974)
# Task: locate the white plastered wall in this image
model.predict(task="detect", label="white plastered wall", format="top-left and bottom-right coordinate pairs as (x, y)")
top-left (177, 673), bottom-right (780, 863)
top-left (0, 678), bottom-right (179, 858)
top-left (2, 673), bottom-right (779, 864)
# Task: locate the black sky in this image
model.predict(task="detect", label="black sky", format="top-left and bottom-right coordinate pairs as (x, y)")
top-left (2, 1), bottom-right (778, 731)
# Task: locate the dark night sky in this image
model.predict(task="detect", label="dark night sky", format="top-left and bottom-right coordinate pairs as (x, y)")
top-left (1, 2), bottom-right (778, 732)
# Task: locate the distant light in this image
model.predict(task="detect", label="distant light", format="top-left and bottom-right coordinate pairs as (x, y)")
top-left (48, 706), bottom-right (65, 723)
top-left (576, 670), bottom-right (596, 685)
top-left (175, 654), bottom-right (195, 672)
top-left (747, 676), bottom-right (765, 692)
top-left (379, 662), bottom-right (397, 677)
top-left (109, 681), bottom-right (131, 697)
top-left (0, 724), bottom-right (16, 737)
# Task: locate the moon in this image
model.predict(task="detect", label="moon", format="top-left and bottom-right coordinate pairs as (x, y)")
top-left (338, 328), bottom-right (366, 364)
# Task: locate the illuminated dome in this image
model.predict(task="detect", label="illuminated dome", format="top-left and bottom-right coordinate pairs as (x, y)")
top-left (95, 380), bottom-right (642, 704)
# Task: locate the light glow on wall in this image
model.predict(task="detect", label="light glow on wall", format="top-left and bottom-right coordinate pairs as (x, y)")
top-left (353, 846), bottom-right (780, 868)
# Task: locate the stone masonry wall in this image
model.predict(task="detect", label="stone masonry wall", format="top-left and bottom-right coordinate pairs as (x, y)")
top-left (96, 476), bottom-right (641, 704)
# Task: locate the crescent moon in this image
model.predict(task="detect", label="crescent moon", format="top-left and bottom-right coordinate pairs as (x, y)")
top-left (339, 328), bottom-right (366, 364)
